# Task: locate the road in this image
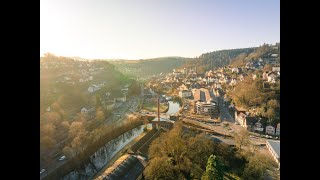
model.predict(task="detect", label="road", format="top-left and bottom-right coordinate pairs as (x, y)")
top-left (105, 96), bottom-right (141, 125)
top-left (218, 97), bottom-right (234, 123)
top-left (210, 89), bottom-right (234, 122)
top-left (41, 94), bottom-right (143, 179)
top-left (40, 158), bottom-right (68, 179)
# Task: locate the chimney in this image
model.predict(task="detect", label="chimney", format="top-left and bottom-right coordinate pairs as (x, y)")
top-left (157, 98), bottom-right (160, 122)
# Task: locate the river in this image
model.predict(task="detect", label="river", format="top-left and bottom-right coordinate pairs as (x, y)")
top-left (166, 101), bottom-right (180, 114)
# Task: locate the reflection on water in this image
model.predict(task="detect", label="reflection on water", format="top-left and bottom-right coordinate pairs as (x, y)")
top-left (166, 101), bottom-right (180, 114)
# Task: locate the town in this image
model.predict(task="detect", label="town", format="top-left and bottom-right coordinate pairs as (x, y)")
top-left (40, 43), bottom-right (280, 180)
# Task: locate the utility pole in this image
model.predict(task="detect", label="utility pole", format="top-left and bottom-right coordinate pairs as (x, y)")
top-left (157, 97), bottom-right (160, 129)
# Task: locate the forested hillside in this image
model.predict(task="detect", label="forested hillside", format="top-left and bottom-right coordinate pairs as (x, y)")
top-left (180, 48), bottom-right (255, 74)
top-left (110, 57), bottom-right (190, 79)
top-left (180, 43), bottom-right (280, 73)
top-left (40, 54), bottom-right (133, 168)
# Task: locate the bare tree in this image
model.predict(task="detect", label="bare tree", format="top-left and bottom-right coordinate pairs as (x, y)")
top-left (234, 129), bottom-right (250, 150)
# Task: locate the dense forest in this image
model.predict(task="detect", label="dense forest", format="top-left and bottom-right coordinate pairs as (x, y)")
top-left (110, 57), bottom-right (190, 79)
top-left (107, 43), bottom-right (280, 79)
top-left (144, 122), bottom-right (276, 179)
top-left (180, 43), bottom-right (280, 74)
top-left (180, 48), bottom-right (255, 74)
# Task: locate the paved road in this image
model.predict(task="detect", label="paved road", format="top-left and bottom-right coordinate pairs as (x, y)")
top-left (210, 89), bottom-right (234, 122)
top-left (41, 95), bottom-right (142, 179)
top-left (40, 158), bottom-right (68, 179)
top-left (218, 97), bottom-right (234, 123)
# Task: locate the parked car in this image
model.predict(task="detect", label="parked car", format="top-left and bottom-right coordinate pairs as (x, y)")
top-left (59, 155), bottom-right (66, 161)
top-left (40, 169), bottom-right (46, 174)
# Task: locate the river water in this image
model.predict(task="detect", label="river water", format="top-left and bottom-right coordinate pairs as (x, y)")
top-left (166, 101), bottom-right (180, 114)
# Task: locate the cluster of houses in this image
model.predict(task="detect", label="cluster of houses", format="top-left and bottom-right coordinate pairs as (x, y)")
top-left (41, 59), bottom-right (105, 84)
top-left (80, 107), bottom-right (95, 119)
top-left (150, 59), bottom-right (280, 120)
top-left (87, 82), bottom-right (106, 93)
top-left (151, 63), bottom-right (280, 135)
top-left (235, 107), bottom-right (280, 136)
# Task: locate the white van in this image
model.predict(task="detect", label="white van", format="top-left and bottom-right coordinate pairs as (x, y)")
top-left (59, 155), bottom-right (66, 161)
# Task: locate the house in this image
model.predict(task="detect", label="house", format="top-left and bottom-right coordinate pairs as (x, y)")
top-left (169, 115), bottom-right (179, 121)
top-left (173, 69), bottom-right (182, 77)
top-left (206, 70), bottom-right (214, 78)
top-left (264, 58), bottom-right (277, 65)
top-left (272, 66), bottom-right (280, 72)
top-left (238, 74), bottom-right (247, 81)
top-left (266, 125), bottom-right (275, 135)
top-left (242, 117), bottom-right (258, 131)
top-left (190, 82), bottom-right (201, 89)
top-left (81, 107), bottom-right (88, 113)
top-left (252, 74), bottom-right (257, 80)
top-left (179, 89), bottom-right (192, 98)
top-left (214, 83), bottom-right (222, 89)
top-left (80, 107), bottom-right (95, 118)
top-left (245, 60), bottom-right (264, 69)
top-left (152, 117), bottom-right (174, 129)
top-left (231, 67), bottom-right (240, 73)
top-left (235, 107), bottom-right (247, 123)
top-left (88, 84), bottom-right (101, 93)
top-left (236, 113), bottom-right (246, 126)
top-left (267, 72), bottom-right (277, 83)
top-left (229, 78), bottom-right (237, 86)
top-left (266, 140), bottom-right (280, 168)
top-left (121, 87), bottom-right (129, 94)
top-left (262, 71), bottom-right (270, 80)
top-left (184, 79), bottom-right (191, 85)
top-left (276, 123), bottom-right (280, 136)
top-left (253, 118), bottom-right (266, 133)
top-left (116, 96), bottom-right (126, 102)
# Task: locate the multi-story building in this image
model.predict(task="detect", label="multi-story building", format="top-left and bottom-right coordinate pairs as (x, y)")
top-left (193, 88), bottom-right (219, 116)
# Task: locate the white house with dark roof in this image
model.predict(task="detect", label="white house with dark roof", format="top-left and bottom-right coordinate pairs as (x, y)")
top-left (266, 125), bottom-right (275, 135)
top-left (272, 66), bottom-right (280, 72)
top-left (254, 121), bottom-right (264, 132)
top-left (267, 73), bottom-right (277, 83)
top-left (179, 90), bottom-right (192, 98)
top-left (81, 107), bottom-right (88, 113)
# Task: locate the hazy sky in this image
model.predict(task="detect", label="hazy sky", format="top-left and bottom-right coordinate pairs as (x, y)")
top-left (40, 0), bottom-right (280, 60)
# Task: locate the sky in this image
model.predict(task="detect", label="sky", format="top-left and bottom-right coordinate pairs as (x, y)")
top-left (40, 0), bottom-right (280, 60)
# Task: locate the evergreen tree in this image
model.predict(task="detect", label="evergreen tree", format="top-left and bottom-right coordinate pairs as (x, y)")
top-left (201, 154), bottom-right (224, 180)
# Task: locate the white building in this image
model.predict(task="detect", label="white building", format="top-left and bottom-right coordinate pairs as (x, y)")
top-left (266, 125), bottom-right (275, 135)
top-left (272, 66), bottom-right (280, 72)
top-left (179, 90), bottom-right (192, 98)
top-left (81, 107), bottom-right (88, 113)
top-left (88, 84), bottom-right (103, 93)
top-left (231, 67), bottom-right (239, 73)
